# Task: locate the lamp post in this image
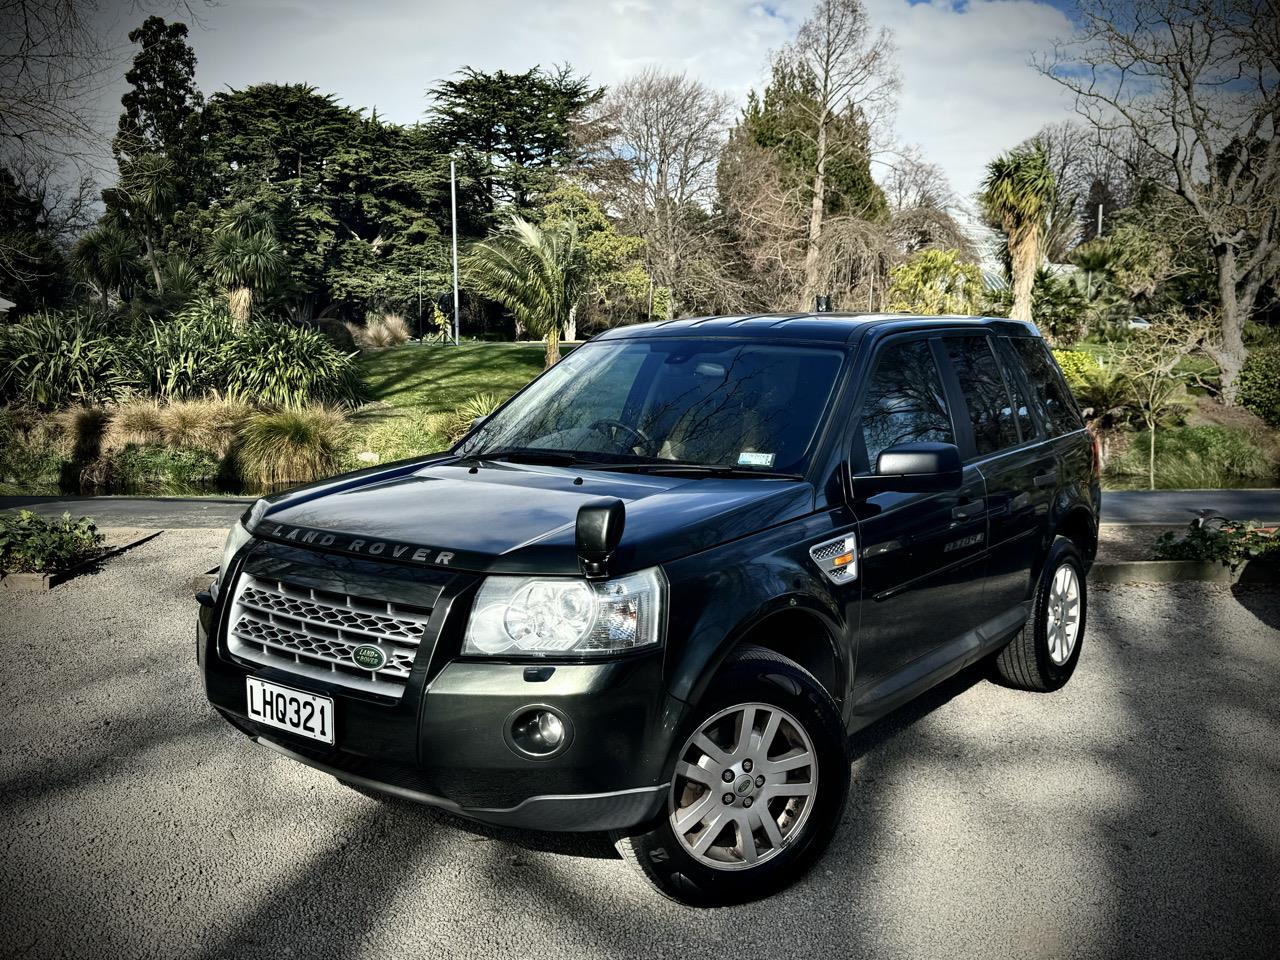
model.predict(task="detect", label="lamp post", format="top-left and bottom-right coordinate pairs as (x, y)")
top-left (450, 158), bottom-right (460, 346)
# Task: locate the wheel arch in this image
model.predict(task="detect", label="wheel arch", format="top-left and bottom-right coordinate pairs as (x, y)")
top-left (683, 600), bottom-right (849, 715)
top-left (1054, 504), bottom-right (1098, 569)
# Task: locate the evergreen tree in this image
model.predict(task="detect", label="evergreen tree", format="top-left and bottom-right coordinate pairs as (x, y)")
top-left (428, 65), bottom-right (604, 214)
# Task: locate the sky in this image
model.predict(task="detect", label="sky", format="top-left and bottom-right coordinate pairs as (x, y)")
top-left (91, 0), bottom-right (1084, 201)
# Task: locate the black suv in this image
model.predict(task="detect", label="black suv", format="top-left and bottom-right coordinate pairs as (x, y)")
top-left (198, 313), bottom-right (1099, 905)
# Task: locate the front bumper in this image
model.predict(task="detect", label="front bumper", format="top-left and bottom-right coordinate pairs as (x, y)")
top-left (199, 599), bottom-right (679, 832)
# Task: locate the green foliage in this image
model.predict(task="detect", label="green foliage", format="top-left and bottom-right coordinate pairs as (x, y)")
top-left (114, 16), bottom-right (204, 164)
top-left (0, 511), bottom-right (104, 574)
top-left (1052, 349), bottom-right (1100, 388)
top-left (987, 268), bottom-right (1088, 344)
top-left (886, 249), bottom-right (982, 315)
top-left (980, 146), bottom-right (1057, 235)
top-left (234, 406), bottom-right (350, 486)
top-left (1153, 520), bottom-right (1280, 569)
top-left (0, 310), bottom-right (126, 409)
top-left (219, 321), bottom-right (366, 407)
top-left (86, 443), bottom-right (222, 493)
top-left (443, 393), bottom-right (505, 444)
top-left (465, 216), bottom-right (590, 367)
top-left (1111, 426), bottom-right (1274, 488)
top-left (123, 299), bottom-right (233, 399)
top-left (0, 408), bottom-right (64, 494)
top-left (0, 167), bottom-right (69, 312)
top-left (70, 223), bottom-right (142, 308)
top-left (429, 65), bottom-right (603, 213)
top-left (348, 418), bottom-right (445, 467)
top-left (737, 59), bottom-right (888, 222)
top-left (1237, 345), bottom-right (1280, 428)
top-left (539, 182), bottom-right (651, 331)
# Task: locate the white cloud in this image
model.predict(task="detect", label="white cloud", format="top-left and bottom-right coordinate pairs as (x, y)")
top-left (91, 0), bottom-right (1077, 199)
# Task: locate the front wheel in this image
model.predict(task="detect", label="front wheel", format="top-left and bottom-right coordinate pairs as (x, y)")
top-left (614, 646), bottom-right (849, 906)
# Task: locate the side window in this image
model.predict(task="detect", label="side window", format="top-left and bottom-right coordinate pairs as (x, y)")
top-left (859, 339), bottom-right (954, 469)
top-left (993, 339), bottom-right (1037, 441)
top-left (1010, 337), bottom-right (1084, 435)
top-left (943, 336), bottom-right (1020, 456)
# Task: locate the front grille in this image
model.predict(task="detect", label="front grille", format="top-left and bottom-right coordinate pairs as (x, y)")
top-left (227, 573), bottom-right (432, 698)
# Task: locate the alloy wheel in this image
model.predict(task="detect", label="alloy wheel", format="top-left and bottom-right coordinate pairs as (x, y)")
top-left (668, 702), bottom-right (818, 871)
top-left (1046, 563), bottom-right (1081, 665)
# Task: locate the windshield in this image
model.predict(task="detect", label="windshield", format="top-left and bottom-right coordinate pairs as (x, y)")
top-left (456, 338), bottom-right (846, 475)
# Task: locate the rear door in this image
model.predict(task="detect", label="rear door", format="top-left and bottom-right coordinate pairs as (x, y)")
top-left (940, 334), bottom-right (1055, 621)
top-left (850, 336), bottom-right (988, 698)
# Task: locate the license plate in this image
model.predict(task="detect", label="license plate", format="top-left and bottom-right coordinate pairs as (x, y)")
top-left (245, 677), bottom-right (334, 745)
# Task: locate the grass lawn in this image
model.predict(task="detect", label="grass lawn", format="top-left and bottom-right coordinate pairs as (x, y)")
top-left (360, 342), bottom-right (555, 418)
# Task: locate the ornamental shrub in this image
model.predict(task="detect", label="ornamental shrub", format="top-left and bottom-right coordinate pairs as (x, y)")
top-left (220, 321), bottom-right (366, 408)
top-left (0, 510), bottom-right (104, 573)
top-left (0, 310), bottom-right (126, 409)
top-left (1237, 345), bottom-right (1280, 427)
top-left (1052, 349), bottom-right (1100, 390)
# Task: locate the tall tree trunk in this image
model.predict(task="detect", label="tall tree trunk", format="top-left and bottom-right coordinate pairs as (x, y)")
top-left (1148, 418), bottom-right (1156, 491)
top-left (1009, 223), bottom-right (1039, 323)
top-left (1207, 244), bottom-right (1249, 404)
top-left (228, 287), bottom-right (252, 328)
top-left (142, 231), bottom-right (164, 296)
top-left (800, 117), bottom-right (829, 312)
top-left (544, 323), bottom-right (560, 368)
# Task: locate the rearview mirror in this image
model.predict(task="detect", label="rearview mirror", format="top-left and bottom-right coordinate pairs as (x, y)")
top-left (857, 442), bottom-right (962, 494)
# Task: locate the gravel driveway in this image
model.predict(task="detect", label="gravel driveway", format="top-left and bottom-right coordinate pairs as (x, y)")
top-left (2, 531), bottom-right (1278, 959)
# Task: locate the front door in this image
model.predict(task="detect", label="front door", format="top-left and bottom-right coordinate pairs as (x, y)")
top-left (848, 336), bottom-right (989, 701)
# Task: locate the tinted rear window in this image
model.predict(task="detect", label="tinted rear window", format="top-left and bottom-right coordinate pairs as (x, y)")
top-left (943, 336), bottom-right (1020, 456)
top-left (1008, 338), bottom-right (1084, 435)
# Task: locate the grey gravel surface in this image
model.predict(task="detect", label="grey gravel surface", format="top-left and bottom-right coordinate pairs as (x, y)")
top-left (2, 531), bottom-right (1279, 959)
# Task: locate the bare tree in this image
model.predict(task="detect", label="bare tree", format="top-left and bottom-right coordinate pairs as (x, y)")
top-left (881, 147), bottom-right (976, 259)
top-left (781, 0), bottom-right (896, 310)
top-left (591, 67), bottom-right (736, 316)
top-left (1040, 0), bottom-right (1280, 402)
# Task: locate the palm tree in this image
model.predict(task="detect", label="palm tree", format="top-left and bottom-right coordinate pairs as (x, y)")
top-left (70, 223), bottom-right (141, 311)
top-left (118, 153), bottom-right (177, 296)
top-left (465, 217), bottom-right (590, 368)
top-left (979, 147), bottom-right (1056, 323)
top-left (205, 202), bottom-right (286, 326)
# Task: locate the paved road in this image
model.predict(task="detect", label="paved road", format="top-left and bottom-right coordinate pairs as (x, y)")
top-left (0, 494), bottom-right (251, 528)
top-left (4, 488), bottom-right (1280, 529)
top-left (2, 531), bottom-right (1277, 959)
top-left (1101, 488), bottom-right (1280, 524)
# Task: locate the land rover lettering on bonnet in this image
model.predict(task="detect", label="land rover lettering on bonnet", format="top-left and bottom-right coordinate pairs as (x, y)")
top-left (198, 312), bottom-right (1099, 906)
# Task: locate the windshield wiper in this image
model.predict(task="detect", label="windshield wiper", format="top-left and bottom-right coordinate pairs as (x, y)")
top-left (458, 448), bottom-right (599, 467)
top-left (583, 461), bottom-right (804, 480)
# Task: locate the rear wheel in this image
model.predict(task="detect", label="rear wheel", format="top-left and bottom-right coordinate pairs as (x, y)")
top-left (614, 646), bottom-right (849, 906)
top-left (993, 536), bottom-right (1086, 691)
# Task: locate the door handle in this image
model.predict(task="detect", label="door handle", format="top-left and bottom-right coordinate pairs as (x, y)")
top-left (952, 500), bottom-right (983, 520)
top-left (1033, 468), bottom-right (1058, 489)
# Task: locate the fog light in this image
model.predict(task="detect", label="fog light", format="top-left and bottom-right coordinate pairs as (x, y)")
top-left (537, 711), bottom-right (564, 747)
top-left (506, 706), bottom-right (573, 758)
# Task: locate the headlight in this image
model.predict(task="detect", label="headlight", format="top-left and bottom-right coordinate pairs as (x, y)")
top-left (463, 567), bottom-right (665, 657)
top-left (215, 521), bottom-right (253, 595)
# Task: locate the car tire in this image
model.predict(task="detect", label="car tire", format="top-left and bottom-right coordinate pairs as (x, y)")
top-left (993, 536), bottom-right (1087, 692)
top-left (613, 645), bottom-right (849, 907)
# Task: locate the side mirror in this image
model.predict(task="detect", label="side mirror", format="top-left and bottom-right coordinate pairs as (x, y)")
top-left (857, 442), bottom-right (963, 494)
top-left (575, 498), bottom-right (625, 579)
